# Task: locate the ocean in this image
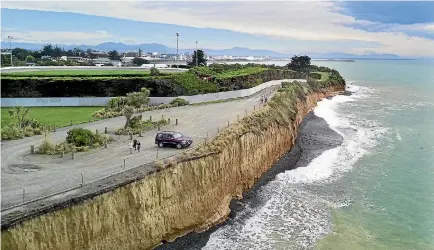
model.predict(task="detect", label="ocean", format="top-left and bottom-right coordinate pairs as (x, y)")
top-left (201, 60), bottom-right (434, 250)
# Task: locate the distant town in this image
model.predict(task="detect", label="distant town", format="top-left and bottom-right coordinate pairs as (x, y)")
top-left (0, 44), bottom-right (356, 68)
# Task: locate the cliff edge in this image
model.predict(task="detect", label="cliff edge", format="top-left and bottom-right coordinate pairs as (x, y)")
top-left (1, 80), bottom-right (345, 250)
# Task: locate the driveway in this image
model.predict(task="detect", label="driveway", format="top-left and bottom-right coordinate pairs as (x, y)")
top-left (1, 82), bottom-right (280, 209)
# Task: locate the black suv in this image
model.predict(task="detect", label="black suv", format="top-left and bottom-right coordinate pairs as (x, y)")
top-left (155, 131), bottom-right (193, 149)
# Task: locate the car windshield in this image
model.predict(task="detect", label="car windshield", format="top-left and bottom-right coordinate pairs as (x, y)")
top-left (173, 133), bottom-right (183, 139)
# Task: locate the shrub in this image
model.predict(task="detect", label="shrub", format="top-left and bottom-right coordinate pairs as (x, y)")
top-left (33, 127), bottom-right (42, 135)
top-left (24, 126), bottom-right (35, 137)
top-left (170, 98), bottom-right (189, 107)
top-left (66, 128), bottom-right (102, 147)
top-left (129, 115), bottom-right (143, 129)
top-left (38, 138), bottom-right (56, 154)
top-left (150, 67), bottom-right (160, 76)
top-left (1, 126), bottom-right (24, 140)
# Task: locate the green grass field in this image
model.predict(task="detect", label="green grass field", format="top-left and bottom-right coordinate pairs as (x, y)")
top-left (1, 70), bottom-right (153, 77)
top-left (215, 67), bottom-right (268, 79)
top-left (1, 107), bottom-right (103, 128)
top-left (315, 72), bottom-right (330, 81)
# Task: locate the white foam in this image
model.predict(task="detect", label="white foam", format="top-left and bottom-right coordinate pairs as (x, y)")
top-left (204, 84), bottom-right (390, 249)
top-left (276, 147), bottom-right (340, 184)
top-left (396, 131), bottom-right (403, 141)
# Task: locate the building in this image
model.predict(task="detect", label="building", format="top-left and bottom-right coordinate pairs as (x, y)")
top-left (121, 57), bottom-right (135, 66)
top-left (141, 63), bottom-right (168, 69)
top-left (92, 57), bottom-right (117, 65)
top-left (124, 51), bottom-right (139, 57)
top-left (60, 56), bottom-right (90, 62)
top-left (90, 51), bottom-right (108, 58)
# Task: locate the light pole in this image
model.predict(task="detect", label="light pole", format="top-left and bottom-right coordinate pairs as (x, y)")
top-left (195, 40), bottom-right (198, 67)
top-left (8, 36), bottom-right (13, 67)
top-left (176, 32), bottom-right (179, 69)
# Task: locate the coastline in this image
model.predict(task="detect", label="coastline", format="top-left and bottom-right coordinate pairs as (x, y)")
top-left (156, 111), bottom-right (343, 249)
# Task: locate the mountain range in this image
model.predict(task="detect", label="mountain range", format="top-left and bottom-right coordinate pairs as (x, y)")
top-left (1, 41), bottom-right (410, 59)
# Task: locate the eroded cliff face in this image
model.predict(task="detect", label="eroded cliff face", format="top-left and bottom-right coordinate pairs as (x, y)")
top-left (1, 84), bottom-right (345, 250)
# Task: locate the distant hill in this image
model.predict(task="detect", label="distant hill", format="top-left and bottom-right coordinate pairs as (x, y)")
top-left (0, 41), bottom-right (410, 59)
top-left (309, 52), bottom-right (403, 60)
top-left (0, 42), bottom-right (284, 57)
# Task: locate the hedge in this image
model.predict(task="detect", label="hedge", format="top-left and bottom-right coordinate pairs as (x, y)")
top-left (2, 69), bottom-right (321, 98)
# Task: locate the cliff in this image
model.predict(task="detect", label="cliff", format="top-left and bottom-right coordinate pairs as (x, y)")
top-left (1, 81), bottom-right (345, 250)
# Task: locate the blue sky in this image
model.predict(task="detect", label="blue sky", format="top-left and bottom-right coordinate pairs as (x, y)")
top-left (2, 1), bottom-right (434, 57)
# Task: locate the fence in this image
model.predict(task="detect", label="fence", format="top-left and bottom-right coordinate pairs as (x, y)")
top-left (1, 88), bottom-right (276, 212)
top-left (0, 79), bottom-right (305, 107)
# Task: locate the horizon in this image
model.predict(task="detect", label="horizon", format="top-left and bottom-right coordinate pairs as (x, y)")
top-left (2, 41), bottom-right (432, 60)
top-left (1, 2), bottom-right (434, 58)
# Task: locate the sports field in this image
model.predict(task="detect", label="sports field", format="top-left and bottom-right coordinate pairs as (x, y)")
top-left (1, 107), bottom-right (103, 127)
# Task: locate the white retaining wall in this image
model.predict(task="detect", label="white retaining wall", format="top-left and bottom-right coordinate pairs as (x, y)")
top-left (1, 79), bottom-right (306, 107)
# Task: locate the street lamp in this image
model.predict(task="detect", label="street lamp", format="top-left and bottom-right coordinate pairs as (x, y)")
top-left (196, 41), bottom-right (198, 67)
top-left (176, 32), bottom-right (179, 70)
top-left (8, 35), bottom-right (13, 67)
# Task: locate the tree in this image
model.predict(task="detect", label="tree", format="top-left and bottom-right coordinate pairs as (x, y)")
top-left (31, 50), bottom-right (42, 59)
top-left (42, 44), bottom-right (54, 56)
top-left (73, 47), bottom-right (82, 56)
top-left (86, 49), bottom-right (97, 59)
top-left (25, 55), bottom-right (35, 62)
top-left (122, 105), bottom-right (135, 129)
top-left (118, 88), bottom-right (150, 128)
top-left (286, 55), bottom-right (311, 74)
top-left (108, 50), bottom-right (121, 61)
top-left (126, 88), bottom-right (150, 108)
top-left (52, 46), bottom-right (63, 58)
top-left (12, 48), bottom-right (31, 61)
top-left (188, 49), bottom-right (207, 67)
top-left (66, 50), bottom-right (74, 56)
top-left (132, 57), bottom-right (149, 66)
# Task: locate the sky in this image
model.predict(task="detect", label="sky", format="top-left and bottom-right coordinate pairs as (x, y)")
top-left (1, 1), bottom-right (434, 57)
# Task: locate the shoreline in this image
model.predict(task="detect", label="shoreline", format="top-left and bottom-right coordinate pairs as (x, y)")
top-left (156, 111), bottom-right (344, 249)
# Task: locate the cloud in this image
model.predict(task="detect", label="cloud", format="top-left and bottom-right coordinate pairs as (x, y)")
top-left (2, 30), bottom-right (113, 45)
top-left (2, 1), bottom-right (434, 56)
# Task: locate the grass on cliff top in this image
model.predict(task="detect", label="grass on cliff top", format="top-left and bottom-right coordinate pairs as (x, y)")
top-left (186, 82), bottom-right (311, 158)
top-left (1, 107), bottom-right (102, 127)
top-left (314, 72), bottom-right (330, 81)
top-left (215, 67), bottom-right (268, 79)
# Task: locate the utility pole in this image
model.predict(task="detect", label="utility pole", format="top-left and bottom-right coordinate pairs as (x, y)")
top-left (8, 36), bottom-right (13, 67)
top-left (176, 32), bottom-right (179, 70)
top-left (195, 40), bottom-right (198, 67)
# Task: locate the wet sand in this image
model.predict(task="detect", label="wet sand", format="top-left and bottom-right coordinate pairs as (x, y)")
top-left (156, 112), bottom-right (343, 250)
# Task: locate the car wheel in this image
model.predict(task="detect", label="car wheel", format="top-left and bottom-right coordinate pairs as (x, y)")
top-left (176, 143), bottom-right (182, 149)
top-left (158, 142), bottom-right (164, 148)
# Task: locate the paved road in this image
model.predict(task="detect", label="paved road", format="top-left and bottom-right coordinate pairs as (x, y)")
top-left (1, 82), bottom-right (280, 209)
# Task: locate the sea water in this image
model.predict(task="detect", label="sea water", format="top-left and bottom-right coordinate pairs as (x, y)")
top-left (203, 60), bottom-right (434, 250)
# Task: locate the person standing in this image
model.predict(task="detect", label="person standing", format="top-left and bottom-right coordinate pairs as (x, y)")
top-left (129, 140), bottom-right (133, 154)
top-left (137, 141), bottom-right (141, 152)
top-left (133, 138), bottom-right (137, 150)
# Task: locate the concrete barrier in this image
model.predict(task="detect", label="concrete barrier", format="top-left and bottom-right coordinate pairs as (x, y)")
top-left (0, 79), bottom-right (306, 107)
